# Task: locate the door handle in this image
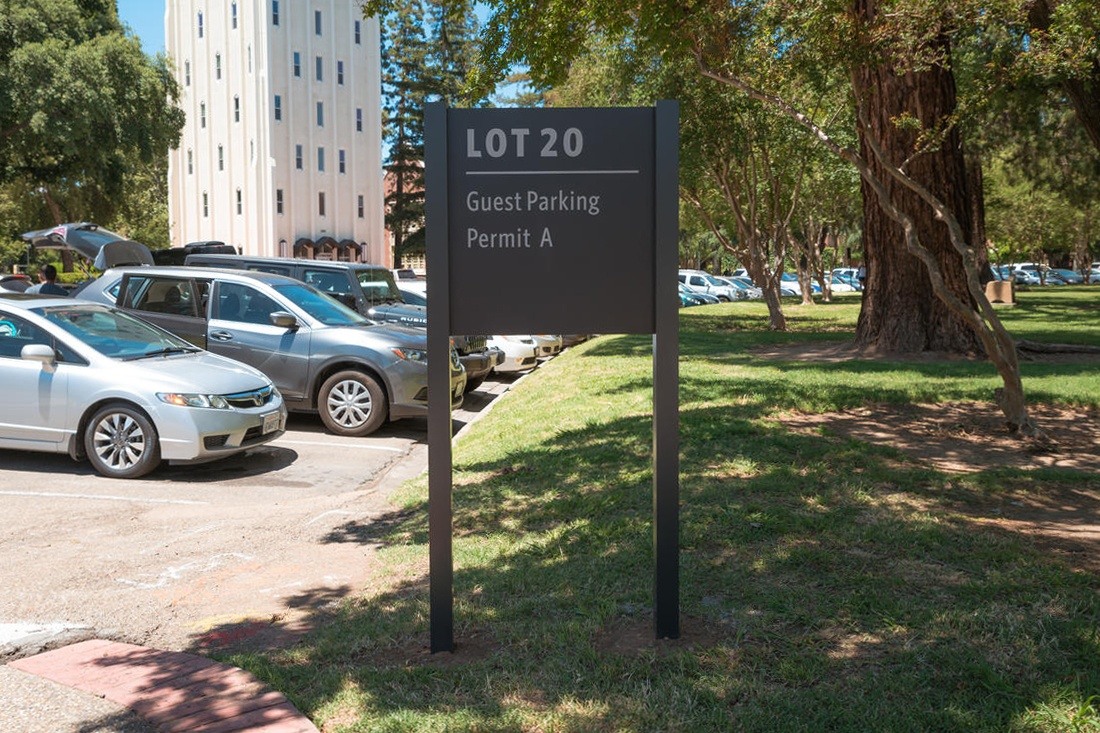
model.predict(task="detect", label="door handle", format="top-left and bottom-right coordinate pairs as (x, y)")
top-left (210, 330), bottom-right (234, 341)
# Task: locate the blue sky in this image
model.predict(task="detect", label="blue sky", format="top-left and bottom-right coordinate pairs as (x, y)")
top-left (117, 0), bottom-right (165, 54)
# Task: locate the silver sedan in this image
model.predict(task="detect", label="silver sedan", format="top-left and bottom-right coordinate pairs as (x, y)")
top-left (0, 293), bottom-right (286, 478)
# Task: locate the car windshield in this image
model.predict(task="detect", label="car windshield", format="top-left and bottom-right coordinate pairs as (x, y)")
top-left (39, 304), bottom-right (197, 359)
top-left (272, 282), bottom-right (370, 326)
top-left (356, 269), bottom-right (403, 304)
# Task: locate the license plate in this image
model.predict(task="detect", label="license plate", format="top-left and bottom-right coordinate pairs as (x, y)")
top-left (262, 411), bottom-right (280, 434)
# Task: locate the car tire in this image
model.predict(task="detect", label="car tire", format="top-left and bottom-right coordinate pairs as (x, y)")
top-left (318, 370), bottom-right (387, 437)
top-left (84, 403), bottom-right (161, 479)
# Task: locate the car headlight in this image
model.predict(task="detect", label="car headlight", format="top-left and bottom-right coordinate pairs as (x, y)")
top-left (392, 347), bottom-right (428, 363)
top-left (157, 392), bottom-right (230, 409)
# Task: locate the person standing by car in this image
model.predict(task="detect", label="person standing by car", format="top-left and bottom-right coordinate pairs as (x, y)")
top-left (25, 264), bottom-right (68, 296)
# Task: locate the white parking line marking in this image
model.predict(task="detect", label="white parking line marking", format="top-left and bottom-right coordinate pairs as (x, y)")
top-left (304, 510), bottom-right (354, 527)
top-left (116, 553), bottom-right (254, 590)
top-left (0, 491), bottom-right (208, 506)
top-left (275, 439), bottom-right (407, 453)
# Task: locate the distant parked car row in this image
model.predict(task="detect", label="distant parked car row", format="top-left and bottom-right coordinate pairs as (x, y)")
top-left (994, 263), bottom-right (1097, 285)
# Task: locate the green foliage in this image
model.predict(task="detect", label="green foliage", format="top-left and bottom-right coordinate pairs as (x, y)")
top-left (0, 0), bottom-right (183, 228)
top-left (379, 0), bottom-right (480, 266)
top-left (229, 289), bottom-right (1100, 732)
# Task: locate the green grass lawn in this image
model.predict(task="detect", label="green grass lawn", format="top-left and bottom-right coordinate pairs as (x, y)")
top-left (227, 287), bottom-right (1100, 732)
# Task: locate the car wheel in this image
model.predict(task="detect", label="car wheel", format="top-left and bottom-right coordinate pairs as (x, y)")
top-left (318, 370), bottom-right (387, 437)
top-left (84, 403), bottom-right (161, 479)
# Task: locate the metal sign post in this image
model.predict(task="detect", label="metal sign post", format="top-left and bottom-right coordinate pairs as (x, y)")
top-left (426, 102), bottom-right (679, 652)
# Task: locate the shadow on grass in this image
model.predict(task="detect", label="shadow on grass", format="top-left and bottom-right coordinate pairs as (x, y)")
top-left (201, 397), bottom-right (1100, 732)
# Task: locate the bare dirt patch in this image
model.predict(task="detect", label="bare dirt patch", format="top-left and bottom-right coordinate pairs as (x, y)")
top-left (762, 341), bottom-right (1100, 575)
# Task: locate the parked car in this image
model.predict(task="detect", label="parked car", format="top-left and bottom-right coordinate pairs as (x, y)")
top-left (678, 270), bottom-right (738, 302)
top-left (397, 287), bottom-right (427, 307)
top-left (678, 283), bottom-right (710, 306)
top-left (77, 266), bottom-right (466, 437)
top-left (152, 241), bottom-right (238, 265)
top-left (727, 276), bottom-right (763, 299)
top-left (393, 268), bottom-right (427, 294)
top-left (22, 222), bottom-right (155, 272)
top-left (183, 254), bottom-right (499, 390)
top-left (714, 275), bottom-right (761, 299)
top-left (677, 280), bottom-right (721, 301)
top-left (0, 274), bottom-right (31, 293)
top-left (828, 275), bottom-right (859, 293)
top-left (531, 334), bottom-right (563, 358)
top-left (1048, 268), bottom-right (1084, 285)
top-left (488, 335), bottom-right (539, 374)
top-left (0, 293), bottom-right (286, 478)
top-left (780, 272), bottom-right (822, 296)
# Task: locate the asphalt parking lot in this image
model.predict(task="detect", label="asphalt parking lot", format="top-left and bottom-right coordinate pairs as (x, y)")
top-left (0, 377), bottom-right (513, 660)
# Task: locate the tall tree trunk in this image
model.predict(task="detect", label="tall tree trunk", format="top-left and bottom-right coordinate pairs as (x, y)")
top-left (851, 0), bottom-right (983, 355)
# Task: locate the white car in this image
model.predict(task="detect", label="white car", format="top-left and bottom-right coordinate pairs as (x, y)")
top-left (489, 335), bottom-right (539, 374)
top-left (0, 293), bottom-right (286, 478)
top-left (678, 270), bottom-right (738, 302)
top-left (531, 334), bottom-right (563, 358)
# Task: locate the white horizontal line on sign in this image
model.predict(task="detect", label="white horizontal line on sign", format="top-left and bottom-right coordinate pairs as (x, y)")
top-left (466, 170), bottom-right (641, 176)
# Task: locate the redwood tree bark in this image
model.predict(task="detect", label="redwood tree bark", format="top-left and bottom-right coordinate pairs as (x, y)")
top-left (851, 0), bottom-right (984, 354)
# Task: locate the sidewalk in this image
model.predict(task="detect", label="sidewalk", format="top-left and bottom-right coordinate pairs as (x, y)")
top-left (4, 639), bottom-right (317, 733)
top-left (1, 376), bottom-right (524, 733)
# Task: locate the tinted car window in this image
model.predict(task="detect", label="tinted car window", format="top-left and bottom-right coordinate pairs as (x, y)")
top-left (355, 269), bottom-right (402, 304)
top-left (216, 282), bottom-right (281, 324)
top-left (41, 306), bottom-right (188, 360)
top-left (272, 282), bottom-right (369, 326)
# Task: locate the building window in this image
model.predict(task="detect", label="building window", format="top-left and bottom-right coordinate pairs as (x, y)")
top-left (233, 95), bottom-right (240, 122)
top-left (231, 2), bottom-right (238, 29)
top-left (337, 60), bottom-right (344, 85)
top-left (218, 145), bottom-right (224, 171)
top-left (295, 144), bottom-right (303, 170)
top-left (357, 194), bottom-right (364, 218)
top-left (200, 102), bottom-right (206, 128)
top-left (318, 192), bottom-right (325, 216)
top-left (274, 95), bottom-right (282, 121)
top-left (236, 189), bottom-right (242, 214)
top-left (215, 53), bottom-right (221, 80)
top-left (356, 108), bottom-right (362, 132)
top-left (317, 146), bottom-right (325, 172)
top-left (203, 192), bottom-right (209, 217)
top-left (276, 189), bottom-right (284, 214)
top-left (315, 56), bottom-right (323, 81)
top-left (339, 149), bottom-right (346, 173)
top-left (184, 60), bottom-right (190, 86)
top-left (187, 149), bottom-right (193, 174)
top-left (315, 10), bottom-right (322, 35)
top-left (197, 11), bottom-right (204, 38)
top-left (354, 21), bottom-right (361, 44)
top-left (272, 0), bottom-right (279, 26)
top-left (316, 101), bottom-right (323, 127)
top-left (293, 51), bottom-right (300, 77)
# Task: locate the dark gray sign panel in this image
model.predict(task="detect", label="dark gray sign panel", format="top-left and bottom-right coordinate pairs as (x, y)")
top-left (427, 103), bottom-right (679, 654)
top-left (447, 108), bottom-right (656, 335)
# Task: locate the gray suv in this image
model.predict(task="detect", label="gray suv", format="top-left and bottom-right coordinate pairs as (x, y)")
top-left (78, 266), bottom-right (465, 437)
top-left (182, 254), bottom-right (502, 390)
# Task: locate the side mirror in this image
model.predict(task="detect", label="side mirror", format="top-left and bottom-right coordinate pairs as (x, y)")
top-left (21, 343), bottom-right (57, 369)
top-left (270, 311), bottom-right (298, 329)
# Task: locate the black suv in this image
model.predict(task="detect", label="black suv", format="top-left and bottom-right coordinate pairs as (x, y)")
top-left (183, 254), bottom-right (501, 390)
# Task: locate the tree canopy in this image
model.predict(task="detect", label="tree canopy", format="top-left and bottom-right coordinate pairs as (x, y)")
top-left (0, 0), bottom-right (183, 232)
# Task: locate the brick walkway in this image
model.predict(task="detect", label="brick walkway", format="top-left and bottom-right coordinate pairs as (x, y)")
top-left (9, 639), bottom-right (317, 732)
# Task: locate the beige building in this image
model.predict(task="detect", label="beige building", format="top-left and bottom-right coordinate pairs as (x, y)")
top-left (166, 0), bottom-right (387, 265)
